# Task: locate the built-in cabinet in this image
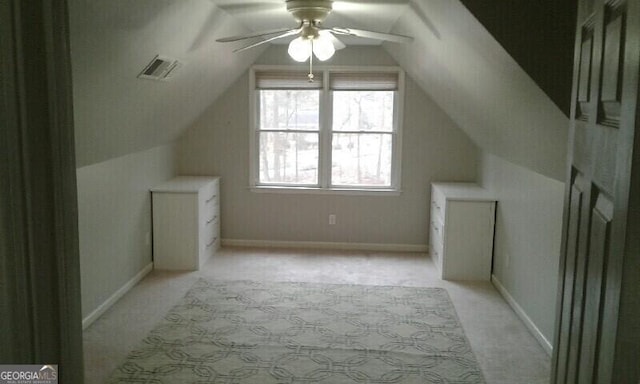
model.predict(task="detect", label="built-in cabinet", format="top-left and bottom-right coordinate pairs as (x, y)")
top-left (430, 182), bottom-right (496, 280)
top-left (151, 176), bottom-right (220, 270)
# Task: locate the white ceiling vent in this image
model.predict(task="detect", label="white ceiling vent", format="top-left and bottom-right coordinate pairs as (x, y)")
top-left (137, 55), bottom-right (182, 81)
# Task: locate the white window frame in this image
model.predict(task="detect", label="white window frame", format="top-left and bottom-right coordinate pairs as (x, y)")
top-left (249, 65), bottom-right (404, 195)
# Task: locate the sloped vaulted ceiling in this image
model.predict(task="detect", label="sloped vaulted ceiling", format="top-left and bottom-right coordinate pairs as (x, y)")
top-left (460, 0), bottom-right (576, 116)
top-left (70, 0), bottom-right (570, 180)
top-left (69, 0), bottom-right (266, 167)
top-left (385, 0), bottom-right (569, 180)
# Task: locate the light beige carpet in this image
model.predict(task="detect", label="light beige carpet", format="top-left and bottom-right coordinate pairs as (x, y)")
top-left (107, 279), bottom-right (484, 383)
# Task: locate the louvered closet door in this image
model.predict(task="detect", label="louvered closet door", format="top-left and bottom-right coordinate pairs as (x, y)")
top-left (551, 0), bottom-right (640, 383)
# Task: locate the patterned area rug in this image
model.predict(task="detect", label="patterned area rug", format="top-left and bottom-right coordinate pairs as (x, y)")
top-left (108, 279), bottom-right (484, 383)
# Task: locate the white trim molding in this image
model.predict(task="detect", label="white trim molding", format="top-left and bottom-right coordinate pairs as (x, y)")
top-left (222, 239), bottom-right (427, 253)
top-left (491, 274), bottom-right (553, 356)
top-left (82, 263), bottom-right (153, 330)
top-left (249, 186), bottom-right (402, 196)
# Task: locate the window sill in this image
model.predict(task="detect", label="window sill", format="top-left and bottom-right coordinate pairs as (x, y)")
top-left (250, 186), bottom-right (402, 196)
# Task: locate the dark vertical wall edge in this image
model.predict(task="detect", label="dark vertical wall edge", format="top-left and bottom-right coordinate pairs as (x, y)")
top-left (0, 0), bottom-right (84, 381)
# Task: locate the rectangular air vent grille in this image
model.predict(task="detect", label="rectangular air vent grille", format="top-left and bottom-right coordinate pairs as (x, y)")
top-left (138, 55), bottom-right (182, 81)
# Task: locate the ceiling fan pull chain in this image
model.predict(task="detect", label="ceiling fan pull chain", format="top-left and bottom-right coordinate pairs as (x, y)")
top-left (308, 40), bottom-right (315, 83)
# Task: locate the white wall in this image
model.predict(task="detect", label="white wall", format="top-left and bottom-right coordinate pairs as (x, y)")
top-left (77, 145), bottom-right (175, 319)
top-left (479, 151), bottom-right (565, 348)
top-left (176, 46), bottom-right (478, 247)
top-left (69, 0), bottom-right (266, 167)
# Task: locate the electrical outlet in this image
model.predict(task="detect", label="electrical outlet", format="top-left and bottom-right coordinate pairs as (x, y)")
top-left (329, 214), bottom-right (336, 225)
top-left (145, 231), bottom-right (151, 246)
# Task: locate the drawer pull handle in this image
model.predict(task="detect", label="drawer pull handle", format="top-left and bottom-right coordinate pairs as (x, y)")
top-left (206, 195), bottom-right (217, 203)
top-left (206, 237), bottom-right (217, 247)
top-left (206, 215), bottom-right (218, 224)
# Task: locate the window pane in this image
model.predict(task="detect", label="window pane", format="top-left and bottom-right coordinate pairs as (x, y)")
top-left (332, 91), bottom-right (394, 132)
top-left (259, 90), bottom-right (319, 131)
top-left (259, 132), bottom-right (319, 184)
top-left (331, 133), bottom-right (392, 186)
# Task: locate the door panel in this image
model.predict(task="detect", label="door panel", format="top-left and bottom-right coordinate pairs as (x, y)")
top-left (599, 3), bottom-right (626, 127)
top-left (577, 23), bottom-right (595, 120)
top-left (565, 180), bottom-right (594, 382)
top-left (591, 124), bottom-right (618, 192)
top-left (552, 0), bottom-right (639, 382)
top-left (555, 174), bottom-right (586, 383)
top-left (577, 193), bottom-right (613, 383)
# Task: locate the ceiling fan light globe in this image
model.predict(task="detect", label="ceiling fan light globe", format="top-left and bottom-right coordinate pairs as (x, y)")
top-left (288, 37), bottom-right (312, 62)
top-left (312, 35), bottom-right (335, 61)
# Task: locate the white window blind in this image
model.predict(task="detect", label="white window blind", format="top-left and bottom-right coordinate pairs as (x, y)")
top-left (255, 71), bottom-right (324, 89)
top-left (329, 72), bottom-right (398, 91)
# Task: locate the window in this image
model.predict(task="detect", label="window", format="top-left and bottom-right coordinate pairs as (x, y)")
top-left (250, 67), bottom-right (403, 193)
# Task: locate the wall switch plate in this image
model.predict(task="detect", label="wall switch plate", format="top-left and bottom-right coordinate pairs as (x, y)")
top-left (329, 214), bottom-right (336, 225)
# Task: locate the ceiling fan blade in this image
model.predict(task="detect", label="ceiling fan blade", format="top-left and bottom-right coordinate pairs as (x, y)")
top-left (321, 30), bottom-right (346, 50)
top-left (337, 0), bottom-right (409, 4)
top-left (215, 2), bottom-right (282, 17)
top-left (233, 29), bottom-right (301, 53)
top-left (216, 27), bottom-right (296, 43)
top-left (331, 27), bottom-right (413, 44)
top-left (331, 0), bottom-right (410, 14)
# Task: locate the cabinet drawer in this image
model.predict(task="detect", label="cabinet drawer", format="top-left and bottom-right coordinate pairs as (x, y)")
top-left (201, 191), bottom-right (219, 219)
top-left (205, 234), bottom-right (219, 250)
top-left (430, 235), bottom-right (444, 272)
top-left (201, 213), bottom-right (219, 238)
top-left (200, 234), bottom-right (219, 267)
top-left (431, 189), bottom-right (445, 221)
top-left (430, 216), bottom-right (444, 245)
top-left (201, 207), bottom-right (219, 234)
top-left (201, 202), bottom-right (219, 223)
top-left (202, 189), bottom-right (218, 209)
top-left (203, 213), bottom-right (219, 228)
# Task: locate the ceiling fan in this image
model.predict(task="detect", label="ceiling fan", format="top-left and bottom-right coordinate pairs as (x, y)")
top-left (215, 0), bottom-right (413, 65)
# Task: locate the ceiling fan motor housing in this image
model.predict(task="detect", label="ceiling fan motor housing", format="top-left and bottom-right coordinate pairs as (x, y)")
top-left (286, 0), bottom-right (333, 24)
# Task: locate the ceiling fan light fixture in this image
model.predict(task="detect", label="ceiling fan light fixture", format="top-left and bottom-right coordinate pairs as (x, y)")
top-left (217, 0), bottom-right (413, 60)
top-left (288, 36), bottom-right (312, 62)
top-left (312, 33), bottom-right (335, 61)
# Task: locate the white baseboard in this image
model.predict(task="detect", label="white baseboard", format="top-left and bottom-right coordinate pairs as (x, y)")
top-left (222, 239), bottom-right (428, 253)
top-left (82, 263), bottom-right (153, 330)
top-left (491, 274), bottom-right (553, 356)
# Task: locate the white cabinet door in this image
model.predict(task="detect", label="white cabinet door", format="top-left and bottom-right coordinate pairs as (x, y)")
top-left (151, 176), bottom-right (220, 270)
top-left (442, 200), bottom-right (495, 280)
top-left (152, 193), bottom-right (199, 270)
top-left (430, 183), bottom-right (496, 280)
